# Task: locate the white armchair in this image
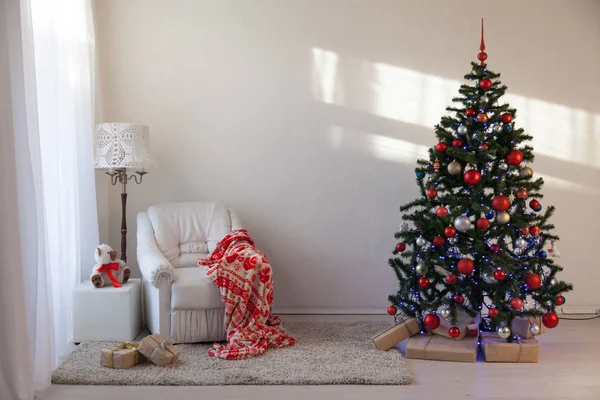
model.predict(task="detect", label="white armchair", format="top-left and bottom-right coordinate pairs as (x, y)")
top-left (137, 202), bottom-right (242, 343)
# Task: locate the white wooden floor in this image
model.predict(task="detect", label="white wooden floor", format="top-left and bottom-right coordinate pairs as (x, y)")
top-left (40, 314), bottom-right (600, 400)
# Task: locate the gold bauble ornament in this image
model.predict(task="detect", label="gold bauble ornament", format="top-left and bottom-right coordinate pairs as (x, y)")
top-left (496, 211), bottom-right (511, 224)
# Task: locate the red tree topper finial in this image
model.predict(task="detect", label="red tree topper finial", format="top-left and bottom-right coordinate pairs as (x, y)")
top-left (478, 18), bottom-right (487, 65)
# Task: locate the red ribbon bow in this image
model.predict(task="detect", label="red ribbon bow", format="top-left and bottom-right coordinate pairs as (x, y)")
top-left (97, 263), bottom-right (122, 288)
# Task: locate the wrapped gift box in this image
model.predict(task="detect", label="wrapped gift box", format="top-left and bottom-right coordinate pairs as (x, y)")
top-left (100, 343), bottom-right (144, 369)
top-left (480, 332), bottom-right (539, 363)
top-left (406, 334), bottom-right (478, 362)
top-left (432, 310), bottom-right (480, 340)
top-left (512, 316), bottom-right (547, 339)
top-left (373, 318), bottom-right (419, 351)
top-left (138, 334), bottom-right (181, 367)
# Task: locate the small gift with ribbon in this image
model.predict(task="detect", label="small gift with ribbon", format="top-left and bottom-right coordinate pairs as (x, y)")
top-left (100, 342), bottom-right (144, 369)
top-left (373, 317), bottom-right (419, 351)
top-left (512, 316), bottom-right (547, 339)
top-left (138, 334), bottom-right (181, 367)
top-left (406, 333), bottom-right (479, 362)
top-left (432, 310), bottom-right (481, 341)
top-left (480, 332), bottom-right (539, 363)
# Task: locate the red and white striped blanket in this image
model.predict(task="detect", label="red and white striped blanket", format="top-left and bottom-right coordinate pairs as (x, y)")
top-left (198, 229), bottom-right (295, 359)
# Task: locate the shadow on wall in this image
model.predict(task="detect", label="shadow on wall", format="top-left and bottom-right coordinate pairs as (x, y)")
top-left (311, 46), bottom-right (600, 187)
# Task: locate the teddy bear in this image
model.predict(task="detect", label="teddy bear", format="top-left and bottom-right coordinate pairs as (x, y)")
top-left (90, 244), bottom-right (131, 288)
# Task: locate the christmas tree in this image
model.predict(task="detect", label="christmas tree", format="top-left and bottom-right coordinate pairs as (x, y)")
top-left (387, 21), bottom-right (573, 341)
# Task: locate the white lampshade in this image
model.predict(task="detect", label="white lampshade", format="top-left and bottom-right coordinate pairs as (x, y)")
top-left (94, 123), bottom-right (157, 170)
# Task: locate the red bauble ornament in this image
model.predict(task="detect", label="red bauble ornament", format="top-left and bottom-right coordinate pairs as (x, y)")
top-left (387, 305), bottom-right (397, 315)
top-left (529, 199), bottom-right (540, 209)
top-left (465, 108), bottom-right (476, 117)
top-left (480, 78), bottom-right (492, 90)
top-left (525, 273), bottom-right (542, 290)
top-left (507, 150), bottom-right (523, 166)
top-left (452, 139), bottom-right (463, 148)
top-left (448, 327), bottom-right (461, 338)
top-left (542, 312), bottom-right (559, 328)
top-left (457, 258), bottom-right (475, 275)
top-left (490, 244), bottom-right (501, 254)
top-left (510, 298), bottom-right (524, 310)
top-left (436, 142), bottom-right (448, 153)
top-left (418, 277), bottom-right (430, 288)
top-left (445, 273), bottom-right (457, 285)
top-left (436, 206), bottom-right (448, 218)
top-left (476, 218), bottom-right (489, 230)
top-left (492, 195), bottom-right (510, 211)
top-left (395, 243), bottom-right (406, 252)
top-left (520, 227), bottom-right (530, 235)
top-left (517, 188), bottom-right (528, 199)
top-left (529, 226), bottom-right (541, 236)
top-left (454, 294), bottom-right (464, 304)
top-left (501, 113), bottom-right (513, 124)
top-left (468, 328), bottom-right (478, 336)
top-left (556, 295), bottom-right (566, 306)
top-left (424, 314), bottom-right (441, 330)
top-left (489, 308), bottom-right (499, 318)
top-left (494, 269), bottom-right (506, 281)
top-left (477, 51), bottom-right (488, 62)
top-left (433, 236), bottom-right (446, 248)
top-left (464, 169), bottom-right (481, 186)
top-left (479, 143), bottom-right (489, 150)
top-left (444, 226), bottom-right (457, 238)
top-left (427, 187), bottom-right (438, 198)
top-left (477, 113), bottom-right (489, 123)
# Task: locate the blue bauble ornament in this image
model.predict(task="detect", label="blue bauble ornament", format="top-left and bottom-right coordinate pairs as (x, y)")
top-left (416, 171), bottom-right (425, 178)
top-left (539, 251), bottom-right (547, 259)
top-left (533, 204), bottom-right (542, 212)
top-left (485, 211), bottom-right (495, 220)
top-left (504, 124), bottom-right (512, 132)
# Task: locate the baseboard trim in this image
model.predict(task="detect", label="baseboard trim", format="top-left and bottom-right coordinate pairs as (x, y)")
top-left (273, 306), bottom-right (600, 315)
top-left (557, 306), bottom-right (600, 315)
top-left (273, 307), bottom-right (386, 315)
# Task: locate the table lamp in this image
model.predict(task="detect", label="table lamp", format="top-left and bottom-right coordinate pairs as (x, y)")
top-left (94, 122), bottom-right (156, 262)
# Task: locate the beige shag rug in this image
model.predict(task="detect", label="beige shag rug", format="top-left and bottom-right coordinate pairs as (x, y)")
top-left (52, 320), bottom-right (412, 385)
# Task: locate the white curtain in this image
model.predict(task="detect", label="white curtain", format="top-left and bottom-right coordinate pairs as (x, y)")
top-left (0, 1), bottom-right (98, 399)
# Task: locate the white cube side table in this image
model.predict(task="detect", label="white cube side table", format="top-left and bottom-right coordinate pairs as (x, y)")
top-left (73, 278), bottom-right (142, 342)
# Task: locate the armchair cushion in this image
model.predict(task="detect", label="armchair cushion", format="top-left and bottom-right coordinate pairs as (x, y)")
top-left (171, 268), bottom-right (223, 310)
top-left (147, 202), bottom-right (234, 268)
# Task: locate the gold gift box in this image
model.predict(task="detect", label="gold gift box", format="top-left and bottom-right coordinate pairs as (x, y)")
top-left (372, 318), bottom-right (419, 351)
top-left (480, 332), bottom-right (539, 363)
top-left (138, 334), bottom-right (181, 367)
top-left (100, 343), bottom-right (143, 369)
top-left (512, 316), bottom-right (547, 339)
top-left (406, 334), bottom-right (478, 362)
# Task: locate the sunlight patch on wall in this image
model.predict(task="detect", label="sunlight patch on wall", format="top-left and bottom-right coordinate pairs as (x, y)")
top-left (327, 126), bottom-right (428, 165)
top-left (312, 47), bottom-right (600, 168)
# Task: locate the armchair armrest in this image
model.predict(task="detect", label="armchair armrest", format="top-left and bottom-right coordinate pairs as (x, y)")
top-left (137, 211), bottom-right (176, 288)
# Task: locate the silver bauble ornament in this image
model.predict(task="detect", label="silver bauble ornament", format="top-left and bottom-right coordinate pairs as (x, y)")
top-left (497, 326), bottom-right (511, 339)
top-left (499, 162), bottom-right (508, 171)
top-left (483, 271), bottom-right (497, 284)
top-left (447, 161), bottom-right (462, 175)
top-left (515, 238), bottom-right (528, 248)
top-left (457, 125), bottom-right (468, 135)
top-left (416, 236), bottom-right (427, 247)
top-left (415, 263), bottom-right (429, 275)
top-left (439, 308), bottom-right (450, 319)
top-left (520, 166), bottom-right (534, 178)
top-left (549, 277), bottom-right (558, 286)
top-left (480, 95), bottom-right (490, 104)
top-left (530, 323), bottom-right (541, 336)
top-left (492, 124), bottom-right (503, 133)
top-left (454, 215), bottom-right (472, 232)
top-left (514, 248), bottom-right (522, 255)
top-left (496, 211), bottom-right (510, 224)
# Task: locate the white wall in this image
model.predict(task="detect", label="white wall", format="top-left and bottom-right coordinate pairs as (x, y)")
top-left (94, 0), bottom-right (600, 312)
